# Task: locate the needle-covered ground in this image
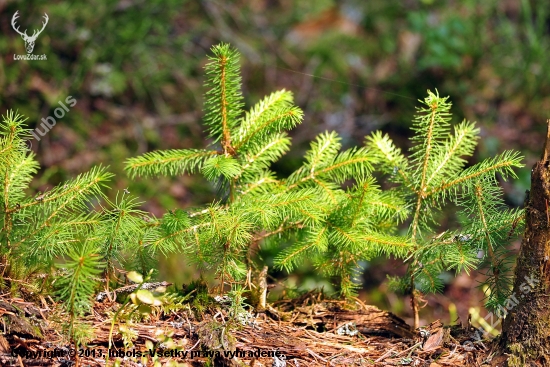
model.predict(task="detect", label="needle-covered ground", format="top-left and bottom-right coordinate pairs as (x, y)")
top-left (0, 291), bottom-right (503, 367)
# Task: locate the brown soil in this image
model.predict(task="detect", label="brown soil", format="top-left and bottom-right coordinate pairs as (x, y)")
top-left (0, 293), bottom-right (503, 367)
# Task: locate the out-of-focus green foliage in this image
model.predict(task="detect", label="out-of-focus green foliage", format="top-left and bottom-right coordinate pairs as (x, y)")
top-left (1, 1), bottom-right (547, 202)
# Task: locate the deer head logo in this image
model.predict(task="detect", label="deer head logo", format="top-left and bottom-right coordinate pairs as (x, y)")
top-left (11, 11), bottom-right (49, 54)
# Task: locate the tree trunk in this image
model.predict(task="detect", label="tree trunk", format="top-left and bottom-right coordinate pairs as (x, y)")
top-left (500, 120), bottom-right (550, 366)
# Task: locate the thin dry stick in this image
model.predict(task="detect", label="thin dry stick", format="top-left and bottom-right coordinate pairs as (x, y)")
top-left (374, 348), bottom-right (396, 362)
top-left (542, 119), bottom-right (550, 162)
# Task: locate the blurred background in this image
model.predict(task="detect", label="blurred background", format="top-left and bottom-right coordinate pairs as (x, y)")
top-left (1, 0), bottom-right (549, 327)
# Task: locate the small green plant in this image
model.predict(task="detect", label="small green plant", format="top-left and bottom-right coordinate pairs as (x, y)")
top-left (55, 241), bottom-right (105, 345)
top-left (0, 111), bottom-right (163, 345)
top-left (106, 270), bottom-right (169, 363)
top-left (126, 43), bottom-right (410, 297)
top-left (95, 191), bottom-right (157, 284)
top-left (0, 111), bottom-right (112, 291)
top-left (225, 286), bottom-right (252, 328)
top-left (367, 90), bottom-right (524, 327)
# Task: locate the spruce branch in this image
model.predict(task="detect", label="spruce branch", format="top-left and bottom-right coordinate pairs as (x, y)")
top-left (123, 44), bottom-right (410, 297)
top-left (202, 155), bottom-right (241, 181)
top-left (366, 131), bottom-right (412, 187)
top-left (55, 241), bottom-right (105, 337)
top-left (204, 43), bottom-right (244, 155)
top-left (426, 150), bottom-right (523, 197)
top-left (125, 149), bottom-right (217, 178)
top-left (10, 165), bottom-right (113, 251)
top-left (367, 90), bottom-right (524, 327)
top-left (424, 121), bottom-right (479, 188)
top-left (234, 90), bottom-right (302, 150)
top-left (237, 133), bottom-right (291, 179)
top-left (274, 227), bottom-right (329, 272)
top-left (0, 110), bottom-right (31, 160)
top-left (96, 191), bottom-right (148, 282)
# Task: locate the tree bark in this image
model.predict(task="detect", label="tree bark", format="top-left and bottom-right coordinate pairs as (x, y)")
top-left (500, 120), bottom-right (550, 366)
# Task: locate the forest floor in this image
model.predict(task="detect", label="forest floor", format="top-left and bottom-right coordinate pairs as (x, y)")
top-left (0, 291), bottom-right (506, 367)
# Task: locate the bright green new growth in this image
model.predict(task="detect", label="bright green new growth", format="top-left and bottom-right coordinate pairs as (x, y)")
top-left (0, 111), bottom-right (163, 344)
top-left (0, 111), bottom-right (111, 285)
top-left (55, 241), bottom-right (105, 340)
top-left (367, 90), bottom-right (524, 325)
top-left (126, 43), bottom-right (410, 297)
